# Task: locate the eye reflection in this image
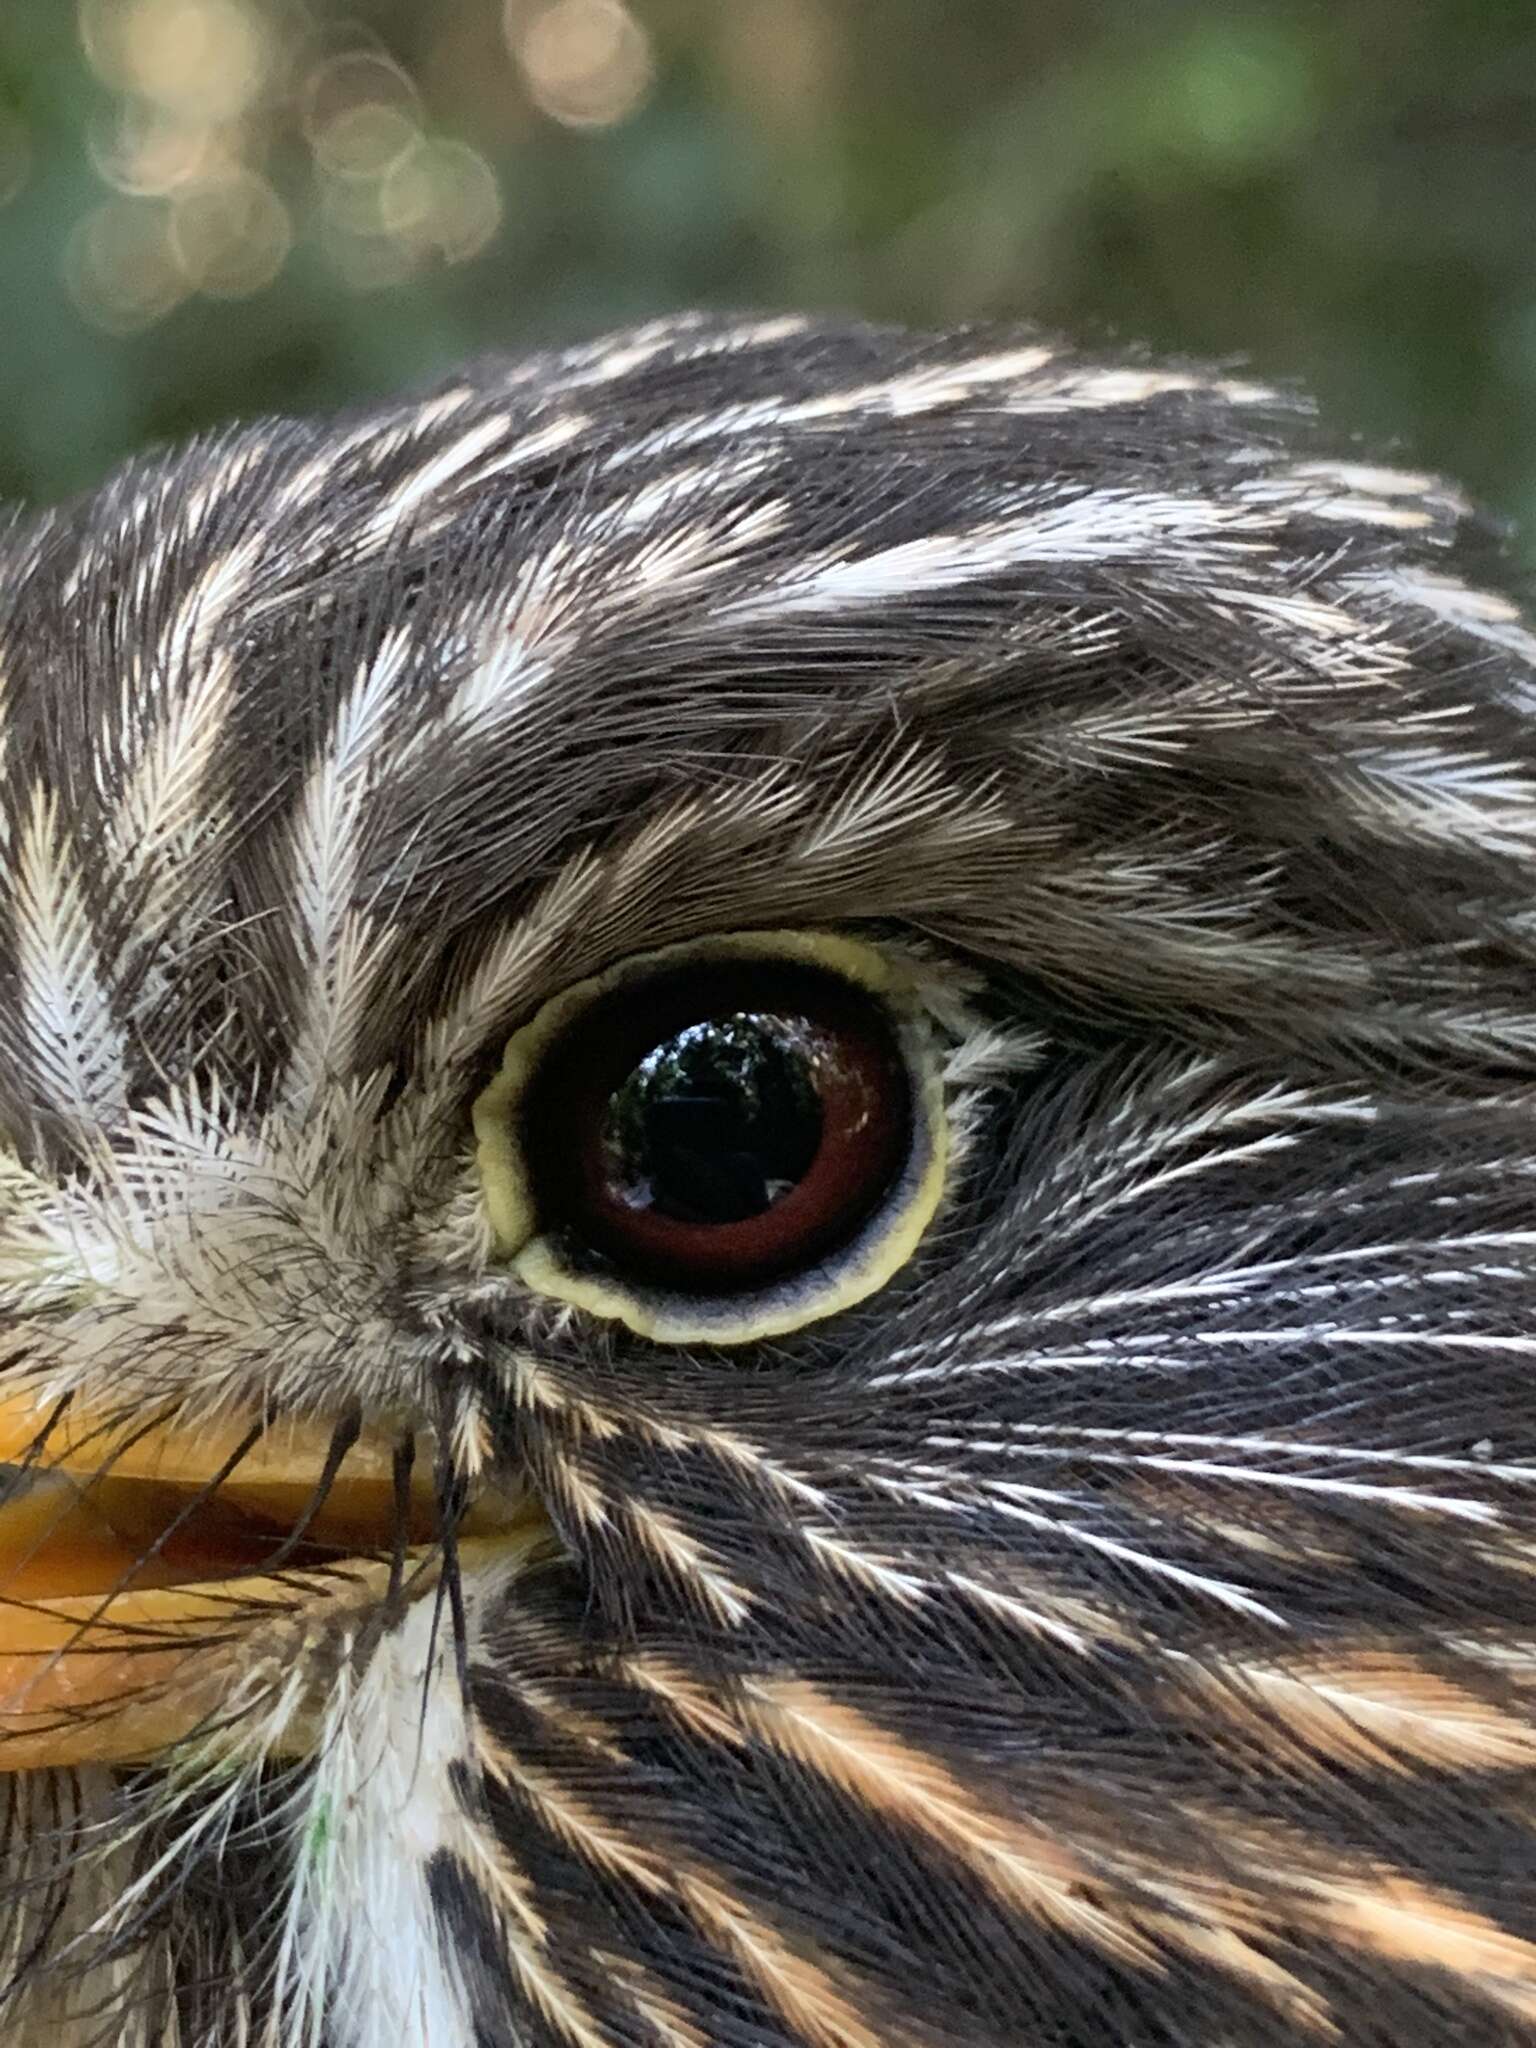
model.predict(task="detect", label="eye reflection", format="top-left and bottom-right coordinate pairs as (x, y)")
top-left (604, 1012), bottom-right (824, 1225)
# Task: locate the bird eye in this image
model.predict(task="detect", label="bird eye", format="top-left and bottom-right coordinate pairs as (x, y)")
top-left (473, 933), bottom-right (947, 1342)
top-left (522, 962), bottom-right (911, 1289)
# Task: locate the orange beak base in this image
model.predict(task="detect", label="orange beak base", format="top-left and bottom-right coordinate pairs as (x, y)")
top-left (0, 1391), bottom-right (527, 1770)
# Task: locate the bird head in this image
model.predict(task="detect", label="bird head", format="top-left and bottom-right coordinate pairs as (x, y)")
top-left (3, 314), bottom-right (1536, 2046)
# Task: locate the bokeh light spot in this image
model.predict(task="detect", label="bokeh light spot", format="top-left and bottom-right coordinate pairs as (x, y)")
top-left (87, 101), bottom-right (216, 197)
top-left (301, 50), bottom-right (421, 158)
top-left (380, 139), bottom-right (502, 263)
top-left (63, 197), bottom-right (186, 332)
top-left (80, 0), bottom-right (270, 122)
top-left (313, 100), bottom-right (422, 181)
top-left (511, 0), bottom-right (654, 130)
top-left (169, 168), bottom-right (291, 297)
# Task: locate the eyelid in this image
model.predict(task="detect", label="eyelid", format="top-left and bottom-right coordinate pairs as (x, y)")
top-left (472, 929), bottom-right (949, 1345)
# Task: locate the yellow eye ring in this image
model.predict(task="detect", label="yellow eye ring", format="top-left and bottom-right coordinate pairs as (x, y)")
top-left (473, 930), bottom-right (948, 1344)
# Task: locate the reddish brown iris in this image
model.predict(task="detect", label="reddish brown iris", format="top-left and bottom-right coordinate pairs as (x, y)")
top-left (519, 961), bottom-right (913, 1291)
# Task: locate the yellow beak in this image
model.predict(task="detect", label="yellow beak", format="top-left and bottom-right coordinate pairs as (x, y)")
top-left (0, 1388), bottom-right (535, 1771)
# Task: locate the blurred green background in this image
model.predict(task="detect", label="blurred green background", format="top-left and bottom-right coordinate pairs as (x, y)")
top-left (1, 0), bottom-right (1534, 561)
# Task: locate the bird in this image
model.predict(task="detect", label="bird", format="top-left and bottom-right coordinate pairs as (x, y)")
top-left (1, 308), bottom-right (1536, 2048)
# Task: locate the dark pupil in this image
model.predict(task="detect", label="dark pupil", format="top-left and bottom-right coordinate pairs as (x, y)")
top-left (602, 1013), bottom-right (823, 1226)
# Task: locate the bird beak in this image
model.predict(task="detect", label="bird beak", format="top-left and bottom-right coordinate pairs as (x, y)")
top-left (0, 1391), bottom-right (541, 1771)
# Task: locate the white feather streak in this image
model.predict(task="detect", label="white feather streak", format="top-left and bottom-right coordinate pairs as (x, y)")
top-left (283, 630), bottom-right (412, 1103)
top-left (727, 492), bottom-right (1258, 617)
top-left (13, 786), bottom-right (128, 1125)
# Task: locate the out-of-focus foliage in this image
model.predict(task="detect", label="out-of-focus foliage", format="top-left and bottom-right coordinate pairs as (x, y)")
top-left (1, 0), bottom-right (1533, 561)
